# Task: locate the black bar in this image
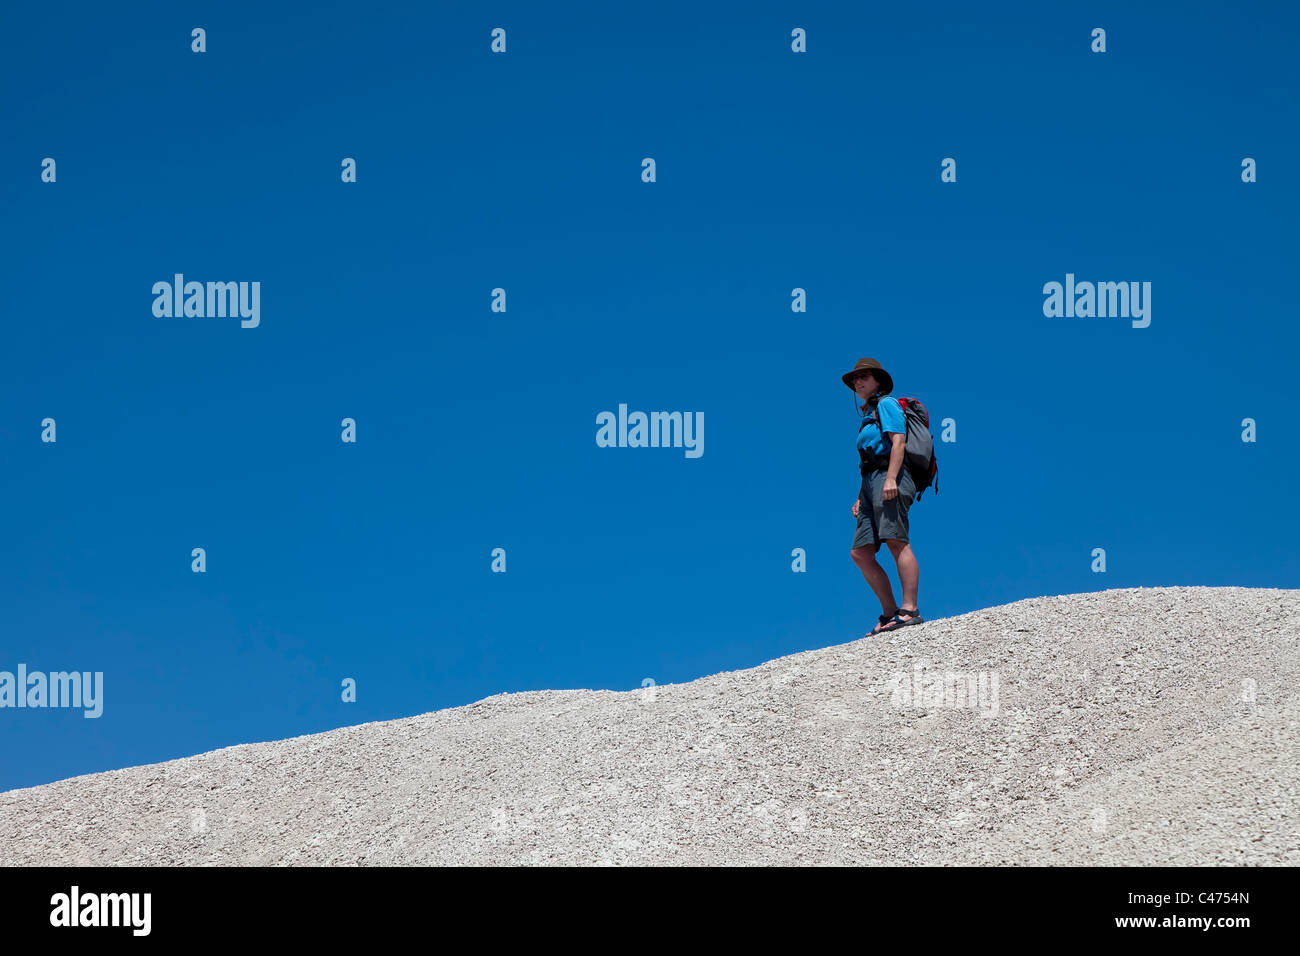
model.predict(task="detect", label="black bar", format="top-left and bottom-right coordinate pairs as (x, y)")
top-left (0, 865), bottom-right (1286, 943)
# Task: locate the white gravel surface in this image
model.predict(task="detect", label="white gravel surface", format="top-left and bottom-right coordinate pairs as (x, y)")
top-left (2, 585), bottom-right (1296, 865)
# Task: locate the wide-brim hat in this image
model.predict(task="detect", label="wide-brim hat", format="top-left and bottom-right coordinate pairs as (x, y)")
top-left (841, 357), bottom-right (893, 396)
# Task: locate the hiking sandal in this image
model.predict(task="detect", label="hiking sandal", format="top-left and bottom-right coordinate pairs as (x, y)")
top-left (869, 612), bottom-right (902, 636)
top-left (891, 607), bottom-right (924, 627)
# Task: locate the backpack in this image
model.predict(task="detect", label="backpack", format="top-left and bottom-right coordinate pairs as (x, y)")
top-left (860, 397), bottom-right (940, 500)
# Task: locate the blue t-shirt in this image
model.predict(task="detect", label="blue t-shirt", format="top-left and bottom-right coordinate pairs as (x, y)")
top-left (857, 397), bottom-right (906, 457)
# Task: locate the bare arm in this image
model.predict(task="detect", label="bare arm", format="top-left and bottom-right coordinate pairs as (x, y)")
top-left (885, 432), bottom-right (906, 483)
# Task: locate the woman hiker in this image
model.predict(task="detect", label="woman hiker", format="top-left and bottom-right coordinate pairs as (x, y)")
top-left (843, 357), bottom-right (925, 636)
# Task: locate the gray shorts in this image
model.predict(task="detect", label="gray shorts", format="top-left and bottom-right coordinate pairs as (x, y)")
top-left (852, 467), bottom-right (916, 553)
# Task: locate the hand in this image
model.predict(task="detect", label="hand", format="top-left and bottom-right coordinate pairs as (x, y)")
top-left (851, 499), bottom-right (860, 517)
top-left (882, 477), bottom-right (898, 501)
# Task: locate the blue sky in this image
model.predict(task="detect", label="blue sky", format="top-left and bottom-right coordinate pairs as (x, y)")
top-left (2, 0), bottom-right (1297, 791)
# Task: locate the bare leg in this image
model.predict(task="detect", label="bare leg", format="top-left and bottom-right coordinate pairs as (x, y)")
top-left (883, 539), bottom-right (919, 620)
top-left (850, 547), bottom-right (898, 630)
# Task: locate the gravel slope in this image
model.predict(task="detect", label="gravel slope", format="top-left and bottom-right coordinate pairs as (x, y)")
top-left (2, 585), bottom-right (1296, 866)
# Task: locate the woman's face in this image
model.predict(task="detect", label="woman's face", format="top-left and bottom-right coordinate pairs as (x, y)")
top-left (852, 371), bottom-right (878, 399)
